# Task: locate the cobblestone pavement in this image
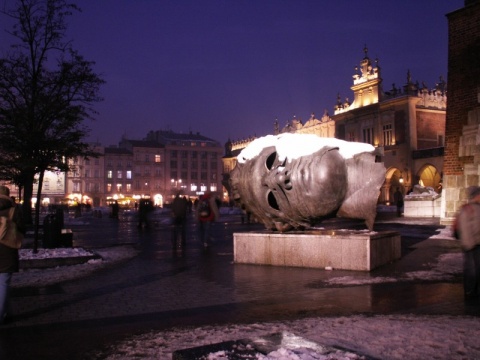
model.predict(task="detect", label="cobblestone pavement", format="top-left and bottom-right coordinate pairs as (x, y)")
top-left (0, 210), bottom-right (478, 359)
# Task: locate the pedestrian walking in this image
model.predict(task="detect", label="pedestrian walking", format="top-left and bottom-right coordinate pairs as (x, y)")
top-left (110, 200), bottom-right (119, 219)
top-left (197, 192), bottom-right (219, 248)
top-left (393, 187), bottom-right (404, 217)
top-left (137, 199), bottom-right (154, 229)
top-left (0, 186), bottom-right (25, 324)
top-left (171, 193), bottom-right (188, 249)
top-left (454, 186), bottom-right (480, 301)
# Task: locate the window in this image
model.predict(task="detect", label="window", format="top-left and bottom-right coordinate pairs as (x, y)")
top-left (94, 169), bottom-right (100, 178)
top-left (145, 154), bottom-right (149, 162)
top-left (170, 160), bottom-right (177, 168)
top-left (117, 170), bottom-right (122, 179)
top-left (126, 170), bottom-right (132, 179)
top-left (107, 183), bottom-right (112, 192)
top-left (73, 182), bottom-right (80, 192)
top-left (363, 127), bottom-right (374, 145)
top-left (116, 184), bottom-right (122, 192)
top-left (438, 134), bottom-right (444, 147)
top-left (155, 154), bottom-right (161, 163)
top-left (210, 183), bottom-right (217, 192)
top-left (107, 170), bottom-right (113, 179)
top-left (126, 183), bottom-right (131, 192)
top-left (84, 170), bottom-right (90, 178)
top-left (383, 124), bottom-right (393, 146)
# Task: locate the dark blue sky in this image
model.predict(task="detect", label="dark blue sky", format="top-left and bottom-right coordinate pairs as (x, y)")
top-left (1, 1), bottom-right (464, 146)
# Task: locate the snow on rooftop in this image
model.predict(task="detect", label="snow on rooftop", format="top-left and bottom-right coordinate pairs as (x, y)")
top-left (238, 133), bottom-right (375, 164)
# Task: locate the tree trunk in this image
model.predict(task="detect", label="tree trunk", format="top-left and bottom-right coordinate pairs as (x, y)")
top-left (33, 170), bottom-right (45, 253)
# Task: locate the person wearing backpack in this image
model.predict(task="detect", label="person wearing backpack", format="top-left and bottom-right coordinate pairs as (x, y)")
top-left (197, 192), bottom-right (219, 248)
top-left (0, 186), bottom-right (25, 324)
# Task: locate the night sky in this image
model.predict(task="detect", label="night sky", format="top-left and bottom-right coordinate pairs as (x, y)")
top-left (0, 1), bottom-right (464, 147)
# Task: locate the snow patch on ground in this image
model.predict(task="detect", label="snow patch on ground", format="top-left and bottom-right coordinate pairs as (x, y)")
top-left (13, 246), bottom-right (139, 288)
top-left (92, 315), bottom-right (480, 360)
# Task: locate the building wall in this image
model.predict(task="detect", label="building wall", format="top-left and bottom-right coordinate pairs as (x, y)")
top-left (441, 1), bottom-right (480, 224)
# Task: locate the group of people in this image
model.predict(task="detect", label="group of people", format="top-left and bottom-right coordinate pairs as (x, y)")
top-left (170, 192), bottom-right (219, 250)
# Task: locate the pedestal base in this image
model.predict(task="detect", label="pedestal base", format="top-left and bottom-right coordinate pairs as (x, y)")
top-left (234, 230), bottom-right (401, 271)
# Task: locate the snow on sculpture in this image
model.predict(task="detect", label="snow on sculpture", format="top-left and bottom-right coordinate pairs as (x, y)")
top-left (230, 133), bottom-right (386, 232)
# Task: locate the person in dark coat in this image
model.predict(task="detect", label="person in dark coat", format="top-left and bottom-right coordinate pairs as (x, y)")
top-left (137, 199), bottom-right (154, 229)
top-left (0, 186), bottom-right (25, 324)
top-left (171, 193), bottom-right (188, 249)
top-left (393, 187), bottom-right (404, 217)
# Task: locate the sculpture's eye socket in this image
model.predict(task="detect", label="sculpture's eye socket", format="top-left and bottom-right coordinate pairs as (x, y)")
top-left (265, 152), bottom-right (277, 170)
top-left (267, 191), bottom-right (279, 210)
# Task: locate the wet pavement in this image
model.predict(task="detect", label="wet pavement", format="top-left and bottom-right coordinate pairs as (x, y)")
top-left (0, 209), bottom-right (479, 359)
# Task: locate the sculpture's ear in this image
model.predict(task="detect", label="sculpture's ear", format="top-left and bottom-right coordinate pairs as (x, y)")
top-left (337, 152), bottom-right (386, 230)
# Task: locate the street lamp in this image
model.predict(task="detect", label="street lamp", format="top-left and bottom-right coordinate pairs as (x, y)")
top-left (171, 178), bottom-right (182, 188)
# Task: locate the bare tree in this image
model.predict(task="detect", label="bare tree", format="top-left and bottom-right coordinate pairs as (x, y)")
top-left (0, 0), bottom-right (104, 251)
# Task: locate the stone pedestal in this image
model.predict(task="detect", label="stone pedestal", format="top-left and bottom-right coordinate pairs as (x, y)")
top-left (234, 230), bottom-right (401, 271)
top-left (404, 196), bottom-right (441, 217)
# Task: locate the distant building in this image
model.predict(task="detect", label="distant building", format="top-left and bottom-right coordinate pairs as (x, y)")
top-left (62, 130), bottom-right (224, 208)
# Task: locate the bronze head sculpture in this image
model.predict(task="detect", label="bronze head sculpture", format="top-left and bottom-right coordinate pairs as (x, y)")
top-left (230, 134), bottom-right (385, 232)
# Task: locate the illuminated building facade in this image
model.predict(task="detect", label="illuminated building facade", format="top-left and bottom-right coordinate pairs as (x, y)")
top-left (66, 142), bottom-right (105, 207)
top-left (62, 130), bottom-right (224, 208)
top-left (145, 130), bottom-right (224, 204)
top-left (332, 47), bottom-right (446, 205)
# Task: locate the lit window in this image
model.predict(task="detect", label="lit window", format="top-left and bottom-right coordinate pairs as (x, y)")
top-left (363, 127), bottom-right (374, 145)
top-left (107, 170), bottom-right (113, 179)
top-left (383, 124), bottom-right (393, 146)
top-left (107, 183), bottom-right (112, 192)
top-left (126, 183), bottom-right (131, 192)
top-left (116, 184), bottom-right (122, 192)
top-left (117, 170), bottom-right (122, 179)
top-left (155, 154), bottom-right (161, 163)
top-left (126, 171), bottom-right (132, 179)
